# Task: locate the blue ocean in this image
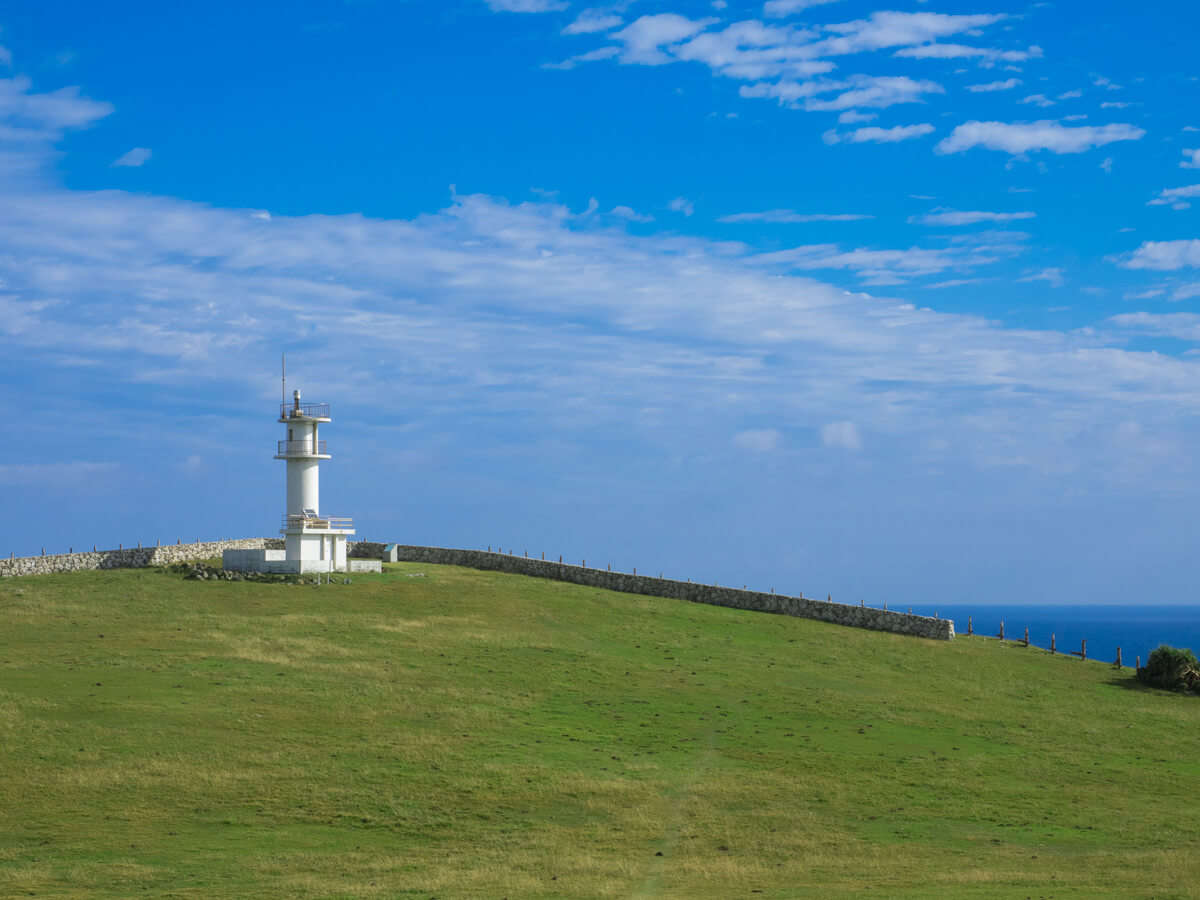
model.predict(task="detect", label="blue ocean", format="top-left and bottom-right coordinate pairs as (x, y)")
top-left (904, 603), bottom-right (1200, 667)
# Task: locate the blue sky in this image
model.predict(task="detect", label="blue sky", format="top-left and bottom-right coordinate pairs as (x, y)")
top-left (2, 0), bottom-right (1200, 605)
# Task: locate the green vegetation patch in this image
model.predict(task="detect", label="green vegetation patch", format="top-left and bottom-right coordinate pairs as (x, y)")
top-left (1, 564), bottom-right (1198, 897)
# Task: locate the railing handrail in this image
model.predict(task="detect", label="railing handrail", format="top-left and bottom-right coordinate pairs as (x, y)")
top-left (279, 402), bottom-right (330, 419)
top-left (276, 440), bottom-right (328, 455)
top-left (280, 514), bottom-right (354, 531)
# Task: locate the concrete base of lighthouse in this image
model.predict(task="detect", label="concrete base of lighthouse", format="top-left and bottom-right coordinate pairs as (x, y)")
top-left (223, 529), bottom-right (359, 574)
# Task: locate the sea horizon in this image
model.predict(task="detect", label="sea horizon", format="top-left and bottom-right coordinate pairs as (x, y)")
top-left (904, 602), bottom-right (1200, 667)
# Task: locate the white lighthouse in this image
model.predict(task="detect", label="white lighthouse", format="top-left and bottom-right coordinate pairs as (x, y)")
top-left (276, 388), bottom-right (353, 571)
top-left (223, 384), bottom-right (361, 575)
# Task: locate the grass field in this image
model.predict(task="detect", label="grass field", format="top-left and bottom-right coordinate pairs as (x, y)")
top-left (1, 562), bottom-right (1198, 898)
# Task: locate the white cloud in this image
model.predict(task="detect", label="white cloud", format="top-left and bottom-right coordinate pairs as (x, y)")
top-left (763, 0), bottom-right (842, 17)
top-left (564, 10), bottom-right (623, 35)
top-left (965, 79), bottom-right (1020, 93)
top-left (1100, 101), bottom-right (1131, 109)
top-left (543, 46), bottom-right (620, 70)
top-left (1020, 94), bottom-right (1055, 108)
top-left (1182, 148), bottom-right (1200, 170)
top-left (751, 242), bottom-right (1002, 282)
top-left (1100, 156), bottom-right (1113, 174)
top-left (612, 13), bottom-right (717, 65)
top-left (0, 44), bottom-right (10, 68)
top-left (485, 0), bottom-right (566, 11)
top-left (894, 43), bottom-right (1040, 63)
top-left (718, 209), bottom-right (871, 223)
top-left (1057, 90), bottom-right (1082, 100)
top-left (0, 74), bottom-right (112, 142)
top-left (744, 74), bottom-right (943, 111)
top-left (805, 12), bottom-right (1006, 58)
top-left (1019, 267), bottom-right (1064, 287)
top-left (6, 68), bottom-right (1200, 515)
top-left (837, 109), bottom-right (876, 124)
top-left (822, 122), bottom-right (934, 144)
top-left (911, 208), bottom-right (1035, 226)
top-left (672, 20), bottom-right (834, 81)
top-left (667, 196), bottom-right (694, 216)
top-left (1108, 312), bottom-right (1200, 342)
top-left (732, 427), bottom-right (783, 451)
top-left (1147, 184), bottom-right (1200, 210)
top-left (821, 421), bottom-right (861, 451)
top-left (1122, 241), bottom-right (1200, 271)
top-left (611, 205), bottom-right (654, 222)
top-left (935, 120), bottom-right (1146, 155)
top-left (112, 147), bottom-right (152, 168)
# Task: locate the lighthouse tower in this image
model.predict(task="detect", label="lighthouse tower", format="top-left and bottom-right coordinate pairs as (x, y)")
top-left (223, 383), bottom-right (359, 575)
top-left (275, 389), bottom-right (354, 571)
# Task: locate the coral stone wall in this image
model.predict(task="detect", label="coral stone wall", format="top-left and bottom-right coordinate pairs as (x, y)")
top-left (366, 544), bottom-right (954, 641)
top-left (0, 538), bottom-right (285, 578)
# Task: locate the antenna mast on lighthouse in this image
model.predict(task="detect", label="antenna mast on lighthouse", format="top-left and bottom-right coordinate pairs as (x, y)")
top-left (281, 353), bottom-right (286, 409)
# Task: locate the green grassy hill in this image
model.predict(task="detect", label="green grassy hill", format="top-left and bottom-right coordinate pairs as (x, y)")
top-left (1, 563), bottom-right (1197, 898)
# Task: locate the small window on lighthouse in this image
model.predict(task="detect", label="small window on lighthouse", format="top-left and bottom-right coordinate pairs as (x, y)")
top-left (288, 428), bottom-right (294, 441)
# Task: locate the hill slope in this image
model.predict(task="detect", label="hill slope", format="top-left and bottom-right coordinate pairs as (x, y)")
top-left (1, 563), bottom-right (1197, 898)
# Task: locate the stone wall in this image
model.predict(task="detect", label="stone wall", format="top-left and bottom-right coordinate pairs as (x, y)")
top-left (378, 544), bottom-right (955, 641)
top-left (0, 538), bottom-right (284, 578)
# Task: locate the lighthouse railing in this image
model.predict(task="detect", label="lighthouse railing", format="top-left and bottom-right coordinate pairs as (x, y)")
top-left (281, 514), bottom-right (354, 532)
top-left (279, 401), bottom-right (331, 419)
top-left (277, 440), bottom-right (329, 456)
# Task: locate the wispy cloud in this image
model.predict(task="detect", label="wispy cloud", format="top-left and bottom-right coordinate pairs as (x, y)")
top-left (1121, 241), bottom-right (1200, 271)
top-left (935, 120), bottom-right (1145, 155)
top-left (743, 75), bottom-right (943, 111)
top-left (485, 0), bottom-right (566, 11)
top-left (112, 147), bottom-right (152, 168)
top-left (821, 421), bottom-right (861, 451)
top-left (763, 0), bottom-right (842, 17)
top-left (1182, 148), bottom-right (1200, 170)
top-left (822, 122), bottom-right (934, 144)
top-left (1020, 94), bottom-right (1055, 108)
top-left (894, 43), bottom-right (1040, 64)
top-left (718, 209), bottom-right (872, 223)
top-left (910, 208), bottom-right (1035, 226)
top-left (1019, 267), bottom-right (1065, 286)
top-left (966, 78), bottom-right (1021, 93)
top-left (667, 196), bottom-right (694, 216)
top-left (1147, 184), bottom-right (1200, 210)
top-left (564, 9), bottom-right (623, 35)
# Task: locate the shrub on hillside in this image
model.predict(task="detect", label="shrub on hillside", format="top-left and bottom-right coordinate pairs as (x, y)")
top-left (1136, 645), bottom-right (1200, 693)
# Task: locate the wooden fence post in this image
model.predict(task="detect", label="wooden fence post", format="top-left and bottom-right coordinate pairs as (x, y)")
top-left (1115, 647), bottom-right (1122, 668)
top-left (1051, 633), bottom-right (1056, 654)
top-left (999, 620), bottom-right (1004, 641)
top-left (1136, 655), bottom-right (1141, 670)
top-left (1081, 639), bottom-right (1087, 661)
top-left (967, 616), bottom-right (973, 636)
top-left (1024, 626), bottom-right (1029, 647)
